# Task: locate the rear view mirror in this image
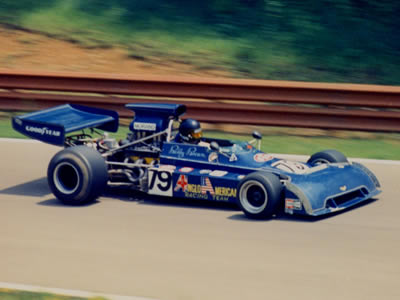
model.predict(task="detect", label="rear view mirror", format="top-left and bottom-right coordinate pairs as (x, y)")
top-left (210, 141), bottom-right (220, 152)
top-left (252, 131), bottom-right (262, 140)
top-left (249, 131), bottom-right (262, 150)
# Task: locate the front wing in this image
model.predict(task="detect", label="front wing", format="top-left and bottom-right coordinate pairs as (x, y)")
top-left (283, 162), bottom-right (381, 216)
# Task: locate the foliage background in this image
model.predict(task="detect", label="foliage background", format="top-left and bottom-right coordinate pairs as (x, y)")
top-left (1, 0), bottom-right (399, 84)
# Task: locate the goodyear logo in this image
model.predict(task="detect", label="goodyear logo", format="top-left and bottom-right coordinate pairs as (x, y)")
top-left (25, 126), bottom-right (61, 137)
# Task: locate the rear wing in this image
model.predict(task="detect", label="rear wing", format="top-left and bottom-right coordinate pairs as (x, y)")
top-left (12, 104), bottom-right (119, 146)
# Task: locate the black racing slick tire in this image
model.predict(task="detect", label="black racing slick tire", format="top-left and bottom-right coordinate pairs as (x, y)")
top-left (307, 149), bottom-right (348, 166)
top-left (237, 172), bottom-right (282, 219)
top-left (47, 146), bottom-right (108, 205)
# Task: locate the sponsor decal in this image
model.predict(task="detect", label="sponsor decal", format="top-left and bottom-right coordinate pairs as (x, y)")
top-left (181, 177), bottom-right (236, 202)
top-left (179, 167), bottom-right (194, 173)
top-left (14, 118), bottom-right (22, 126)
top-left (214, 186), bottom-right (237, 198)
top-left (200, 169), bottom-right (212, 174)
top-left (183, 178), bottom-right (210, 200)
top-left (208, 152), bottom-right (218, 162)
top-left (237, 175), bottom-right (245, 180)
top-left (186, 184), bottom-right (202, 194)
top-left (209, 170), bottom-right (228, 177)
top-left (25, 126), bottom-right (61, 137)
top-left (201, 177), bottom-right (215, 195)
top-left (182, 177), bottom-right (214, 199)
top-left (158, 165), bottom-right (176, 170)
top-left (174, 174), bottom-right (188, 192)
top-left (168, 145), bottom-right (185, 158)
top-left (271, 160), bottom-right (309, 174)
top-left (340, 185), bottom-right (347, 191)
top-left (168, 145), bottom-right (207, 159)
top-left (229, 153), bottom-right (238, 162)
top-left (133, 122), bottom-right (156, 131)
top-left (253, 153), bottom-right (274, 162)
top-left (285, 198), bottom-right (302, 213)
top-left (186, 147), bottom-right (207, 158)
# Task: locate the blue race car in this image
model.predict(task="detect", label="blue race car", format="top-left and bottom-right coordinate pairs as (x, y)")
top-left (12, 103), bottom-right (381, 219)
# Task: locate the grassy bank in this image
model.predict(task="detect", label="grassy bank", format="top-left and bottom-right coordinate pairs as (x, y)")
top-left (2, 115), bottom-right (399, 160)
top-left (1, 1), bottom-right (400, 84)
top-left (0, 288), bottom-right (106, 300)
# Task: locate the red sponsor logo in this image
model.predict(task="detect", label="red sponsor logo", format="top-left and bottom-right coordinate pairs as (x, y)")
top-left (174, 174), bottom-right (188, 192)
top-left (253, 153), bottom-right (273, 162)
top-left (179, 167), bottom-right (194, 173)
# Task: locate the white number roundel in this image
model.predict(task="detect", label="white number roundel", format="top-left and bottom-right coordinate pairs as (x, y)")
top-left (253, 153), bottom-right (274, 162)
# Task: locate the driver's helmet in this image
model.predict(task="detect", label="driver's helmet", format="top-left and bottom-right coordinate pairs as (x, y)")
top-left (179, 118), bottom-right (202, 144)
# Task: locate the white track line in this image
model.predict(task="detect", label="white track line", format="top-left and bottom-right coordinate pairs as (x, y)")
top-left (1, 138), bottom-right (400, 165)
top-left (0, 282), bottom-right (156, 300)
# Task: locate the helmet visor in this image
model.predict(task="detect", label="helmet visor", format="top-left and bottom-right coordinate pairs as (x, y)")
top-left (191, 129), bottom-right (203, 139)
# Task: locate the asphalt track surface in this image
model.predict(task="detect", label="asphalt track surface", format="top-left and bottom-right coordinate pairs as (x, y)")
top-left (0, 139), bottom-right (399, 300)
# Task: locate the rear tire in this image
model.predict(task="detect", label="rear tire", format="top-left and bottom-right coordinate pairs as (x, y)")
top-left (47, 146), bottom-right (108, 205)
top-left (307, 150), bottom-right (348, 166)
top-left (237, 172), bottom-right (282, 219)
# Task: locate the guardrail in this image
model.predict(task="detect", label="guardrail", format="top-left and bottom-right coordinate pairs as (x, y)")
top-left (0, 70), bottom-right (400, 132)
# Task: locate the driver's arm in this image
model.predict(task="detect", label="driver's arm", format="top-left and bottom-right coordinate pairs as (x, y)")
top-left (198, 140), bottom-right (210, 148)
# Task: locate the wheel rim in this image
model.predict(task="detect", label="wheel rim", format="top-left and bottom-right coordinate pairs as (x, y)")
top-left (311, 158), bottom-right (331, 165)
top-left (53, 162), bottom-right (80, 194)
top-left (239, 180), bottom-right (268, 214)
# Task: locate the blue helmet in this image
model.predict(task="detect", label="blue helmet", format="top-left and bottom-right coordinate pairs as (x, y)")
top-left (179, 118), bottom-right (202, 143)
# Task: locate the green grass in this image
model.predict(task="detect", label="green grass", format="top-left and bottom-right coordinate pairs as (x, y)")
top-left (206, 131), bottom-right (400, 160)
top-left (18, 3), bottom-right (121, 48)
top-left (16, 2), bottom-right (239, 71)
top-left (8, 2), bottom-right (236, 73)
top-left (0, 118), bottom-right (25, 139)
top-left (2, 116), bottom-right (400, 160)
top-left (3, 1), bottom-right (399, 84)
top-left (0, 289), bottom-right (106, 300)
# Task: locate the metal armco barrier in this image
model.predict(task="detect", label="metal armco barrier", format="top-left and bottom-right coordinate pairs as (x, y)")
top-left (1, 69), bottom-right (400, 132)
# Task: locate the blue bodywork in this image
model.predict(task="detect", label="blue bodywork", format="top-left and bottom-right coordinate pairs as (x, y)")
top-left (12, 104), bottom-right (118, 146)
top-left (154, 140), bottom-right (381, 216)
top-left (125, 104), bottom-right (380, 216)
top-left (126, 103), bottom-right (185, 133)
top-left (13, 103), bottom-right (381, 216)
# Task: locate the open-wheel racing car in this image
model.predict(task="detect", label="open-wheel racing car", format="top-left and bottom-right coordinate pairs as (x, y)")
top-left (12, 103), bottom-right (381, 219)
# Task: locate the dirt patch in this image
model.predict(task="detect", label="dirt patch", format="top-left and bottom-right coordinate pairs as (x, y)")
top-left (0, 25), bottom-right (231, 77)
top-left (2, 25), bottom-right (397, 140)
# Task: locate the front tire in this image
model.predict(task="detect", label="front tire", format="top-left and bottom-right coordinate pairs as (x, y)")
top-left (307, 149), bottom-right (348, 166)
top-left (237, 172), bottom-right (282, 219)
top-left (47, 146), bottom-right (108, 205)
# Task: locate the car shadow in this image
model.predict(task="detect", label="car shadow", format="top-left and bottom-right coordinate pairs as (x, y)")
top-left (228, 198), bottom-right (378, 223)
top-left (40, 193), bottom-right (379, 220)
top-left (1, 178), bottom-right (378, 221)
top-left (37, 198), bottom-right (100, 207)
top-left (104, 186), bottom-right (240, 212)
top-left (0, 177), bottom-right (99, 207)
top-left (0, 177), bottom-right (51, 197)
